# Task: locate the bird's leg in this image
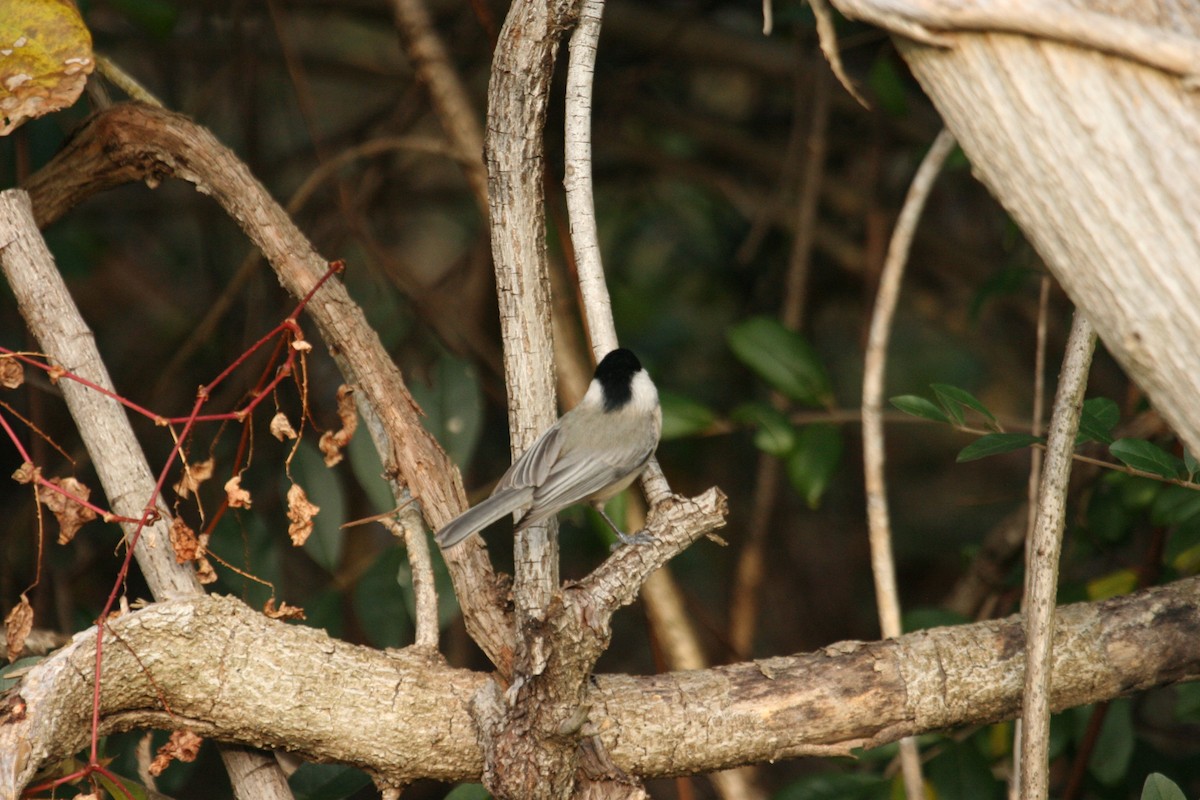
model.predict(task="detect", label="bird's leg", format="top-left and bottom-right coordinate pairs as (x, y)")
top-left (592, 501), bottom-right (653, 549)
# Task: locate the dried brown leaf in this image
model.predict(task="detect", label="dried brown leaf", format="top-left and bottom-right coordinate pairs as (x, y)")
top-left (319, 385), bottom-right (358, 466)
top-left (11, 462), bottom-right (37, 484)
top-left (263, 598), bottom-right (306, 620)
top-left (169, 517), bottom-right (199, 563)
top-left (0, 358), bottom-right (23, 389)
top-left (44, 476), bottom-right (98, 544)
top-left (4, 595), bottom-right (33, 662)
top-left (224, 474), bottom-right (252, 509)
top-left (174, 458), bottom-right (214, 499)
top-left (269, 411), bottom-right (298, 441)
top-left (196, 556), bottom-right (217, 584)
top-left (148, 730), bottom-right (203, 776)
top-left (286, 483), bottom-right (319, 545)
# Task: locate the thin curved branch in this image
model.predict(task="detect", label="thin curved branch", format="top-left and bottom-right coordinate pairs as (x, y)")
top-left (861, 127), bottom-right (957, 798)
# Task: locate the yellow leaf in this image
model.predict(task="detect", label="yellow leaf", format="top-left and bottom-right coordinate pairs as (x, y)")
top-left (0, 0), bottom-right (94, 135)
top-left (1086, 568), bottom-right (1139, 601)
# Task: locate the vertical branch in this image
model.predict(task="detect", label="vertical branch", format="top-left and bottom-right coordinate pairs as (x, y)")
top-left (564, 0), bottom-right (613, 355)
top-left (861, 128), bottom-right (956, 799)
top-left (1020, 312), bottom-right (1096, 800)
top-left (563, 10), bottom-right (757, 798)
top-left (1011, 273), bottom-right (1053, 799)
top-left (486, 0), bottom-right (579, 620)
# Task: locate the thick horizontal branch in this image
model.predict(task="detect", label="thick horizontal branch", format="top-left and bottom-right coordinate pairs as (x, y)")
top-left (3, 580), bottom-right (1199, 792)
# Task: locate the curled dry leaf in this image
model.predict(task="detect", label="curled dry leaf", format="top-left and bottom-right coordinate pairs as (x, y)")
top-left (286, 483), bottom-right (319, 545)
top-left (4, 594), bottom-right (33, 662)
top-left (148, 730), bottom-right (203, 777)
top-left (0, 358), bottom-right (23, 389)
top-left (174, 458), bottom-right (214, 499)
top-left (43, 476), bottom-right (98, 544)
top-left (11, 462), bottom-right (37, 484)
top-left (318, 385), bottom-right (358, 467)
top-left (169, 517), bottom-right (199, 564)
top-left (224, 474), bottom-right (252, 509)
top-left (269, 411), bottom-right (298, 441)
top-left (196, 556), bottom-right (217, 584)
top-left (263, 598), bottom-right (306, 620)
top-left (0, 0), bottom-right (95, 136)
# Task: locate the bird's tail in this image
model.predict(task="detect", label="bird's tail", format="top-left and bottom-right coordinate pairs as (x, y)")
top-left (435, 487), bottom-right (534, 548)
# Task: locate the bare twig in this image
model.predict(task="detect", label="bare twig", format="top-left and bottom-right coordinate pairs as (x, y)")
top-left (383, 517), bottom-right (440, 649)
top-left (1020, 312), bottom-right (1096, 800)
top-left (810, 0), bottom-right (870, 107)
top-left (861, 127), bottom-right (957, 799)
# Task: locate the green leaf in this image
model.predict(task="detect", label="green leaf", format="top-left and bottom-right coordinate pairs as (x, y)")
top-left (890, 395), bottom-right (949, 424)
top-left (0, 656), bottom-right (42, 691)
top-left (94, 770), bottom-right (151, 800)
top-left (867, 56), bottom-right (908, 118)
top-left (408, 354), bottom-right (484, 467)
top-left (352, 545), bottom-right (412, 649)
top-left (1150, 485), bottom-right (1200, 525)
top-left (927, 739), bottom-right (1002, 800)
top-left (1173, 683), bottom-right (1200, 723)
top-left (443, 784), bottom-right (493, 800)
top-left (957, 433), bottom-right (1042, 463)
top-left (1165, 515), bottom-right (1200, 573)
top-left (1086, 699), bottom-right (1134, 785)
top-left (659, 391), bottom-right (716, 440)
top-left (1078, 397), bottom-right (1120, 445)
top-left (731, 402), bottom-right (796, 456)
top-left (289, 762), bottom-right (373, 800)
top-left (1142, 773), bottom-right (1187, 800)
top-left (1185, 450), bottom-right (1200, 481)
top-left (727, 317), bottom-right (832, 406)
top-left (786, 424), bottom-right (843, 509)
top-left (931, 383), bottom-right (996, 427)
top-left (1110, 438), bottom-right (1185, 479)
top-left (347, 424), bottom-right (401, 520)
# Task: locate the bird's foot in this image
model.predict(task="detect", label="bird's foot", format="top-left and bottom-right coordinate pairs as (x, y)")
top-left (610, 529), bottom-right (654, 551)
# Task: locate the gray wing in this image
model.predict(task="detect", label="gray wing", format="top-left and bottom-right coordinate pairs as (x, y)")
top-left (493, 423), bottom-right (564, 493)
top-left (517, 439), bottom-right (654, 530)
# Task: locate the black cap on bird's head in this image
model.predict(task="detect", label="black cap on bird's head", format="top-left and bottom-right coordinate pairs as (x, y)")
top-left (594, 348), bottom-right (643, 411)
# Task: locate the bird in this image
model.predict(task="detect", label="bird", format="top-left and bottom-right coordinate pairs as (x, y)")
top-left (435, 348), bottom-right (661, 549)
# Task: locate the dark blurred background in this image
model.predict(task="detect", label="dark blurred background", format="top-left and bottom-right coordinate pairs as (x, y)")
top-left (3, 1), bottom-right (1196, 798)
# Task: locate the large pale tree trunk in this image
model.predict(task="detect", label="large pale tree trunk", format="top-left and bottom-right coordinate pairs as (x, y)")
top-left (833, 0), bottom-right (1200, 450)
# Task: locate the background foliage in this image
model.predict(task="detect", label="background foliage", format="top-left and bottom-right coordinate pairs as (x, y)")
top-left (2, 1), bottom-right (1197, 798)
